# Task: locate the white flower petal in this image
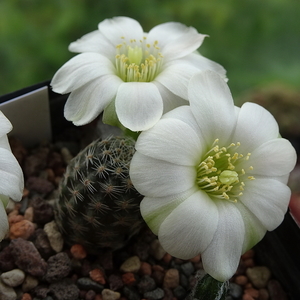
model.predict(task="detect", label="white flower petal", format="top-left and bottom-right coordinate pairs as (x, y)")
top-left (98, 16), bottom-right (143, 46)
top-left (158, 191), bottom-right (219, 259)
top-left (130, 152), bottom-right (196, 198)
top-left (181, 52), bottom-right (227, 80)
top-left (148, 22), bottom-right (206, 60)
top-left (0, 111), bottom-right (12, 137)
top-left (232, 102), bottom-right (279, 153)
top-left (155, 63), bottom-right (200, 99)
top-left (0, 200), bottom-right (9, 241)
top-left (243, 138), bottom-right (297, 177)
top-left (115, 82), bottom-right (163, 131)
top-left (69, 30), bottom-right (116, 61)
top-left (0, 148), bottom-right (24, 201)
top-left (162, 105), bottom-right (201, 135)
top-left (140, 188), bottom-right (196, 235)
top-left (64, 75), bottom-right (122, 125)
top-left (202, 200), bottom-right (245, 282)
top-left (240, 178), bottom-right (291, 231)
top-left (188, 70), bottom-right (236, 146)
top-left (51, 53), bottom-right (115, 94)
top-left (153, 81), bottom-right (188, 114)
top-left (135, 117), bottom-right (203, 165)
top-left (235, 202), bottom-right (267, 253)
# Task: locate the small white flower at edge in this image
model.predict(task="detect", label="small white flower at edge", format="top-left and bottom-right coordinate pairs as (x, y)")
top-left (51, 16), bottom-right (226, 131)
top-left (129, 70), bottom-right (297, 282)
top-left (0, 111), bottom-right (24, 241)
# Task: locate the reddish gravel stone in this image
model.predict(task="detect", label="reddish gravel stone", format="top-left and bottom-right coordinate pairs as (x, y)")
top-left (70, 244), bottom-right (87, 259)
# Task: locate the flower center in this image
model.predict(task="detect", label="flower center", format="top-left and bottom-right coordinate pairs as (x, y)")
top-left (196, 139), bottom-right (255, 203)
top-left (115, 37), bottom-right (164, 82)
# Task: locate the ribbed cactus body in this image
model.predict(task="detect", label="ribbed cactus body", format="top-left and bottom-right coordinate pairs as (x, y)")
top-left (55, 136), bottom-right (144, 253)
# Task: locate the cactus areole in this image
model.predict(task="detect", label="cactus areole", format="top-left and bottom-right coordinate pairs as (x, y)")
top-left (55, 136), bottom-right (144, 253)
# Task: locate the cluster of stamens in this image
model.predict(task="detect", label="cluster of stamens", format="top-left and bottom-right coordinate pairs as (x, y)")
top-left (197, 139), bottom-right (255, 203)
top-left (115, 37), bottom-right (163, 82)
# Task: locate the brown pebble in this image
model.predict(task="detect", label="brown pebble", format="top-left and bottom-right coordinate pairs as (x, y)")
top-left (9, 219), bottom-right (35, 240)
top-left (243, 258), bottom-right (255, 268)
top-left (242, 294), bottom-right (255, 300)
top-left (258, 288), bottom-right (269, 300)
top-left (23, 188), bottom-right (30, 198)
top-left (162, 252), bottom-right (172, 264)
top-left (244, 287), bottom-right (259, 298)
top-left (86, 289), bottom-right (97, 300)
top-left (189, 254), bottom-right (201, 263)
top-left (242, 249), bottom-right (255, 260)
top-left (152, 265), bottom-right (164, 272)
top-left (163, 268), bottom-right (179, 289)
top-left (121, 272), bottom-right (136, 285)
top-left (70, 244), bottom-right (87, 259)
top-left (94, 295), bottom-right (103, 300)
top-left (21, 293), bottom-right (32, 300)
top-left (8, 214), bottom-right (24, 225)
top-left (90, 268), bottom-right (106, 285)
top-left (139, 262), bottom-right (152, 275)
top-left (234, 275), bottom-right (248, 286)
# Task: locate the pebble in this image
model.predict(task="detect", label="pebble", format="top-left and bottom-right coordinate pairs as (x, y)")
top-left (9, 238), bottom-right (47, 277)
top-left (180, 262), bottom-right (194, 277)
top-left (9, 219), bottom-right (35, 240)
top-left (267, 279), bottom-right (288, 300)
top-left (244, 287), bottom-right (259, 298)
top-left (120, 256), bottom-right (141, 273)
top-left (108, 274), bottom-right (124, 291)
top-left (0, 245), bottom-right (16, 271)
top-left (150, 239), bottom-right (166, 260)
top-left (26, 176), bottom-right (55, 195)
top-left (77, 277), bottom-right (104, 293)
top-left (234, 275), bottom-right (248, 286)
top-left (123, 286), bottom-right (140, 300)
top-left (44, 252), bottom-right (72, 283)
top-left (85, 290), bottom-right (96, 300)
top-left (143, 287), bottom-right (164, 300)
top-left (90, 268), bottom-right (106, 285)
top-left (137, 275), bottom-right (156, 293)
top-left (24, 207), bottom-right (34, 222)
top-left (22, 274), bottom-right (39, 292)
top-left (229, 282), bottom-right (243, 299)
top-left (31, 197), bottom-right (54, 224)
top-left (246, 266), bottom-right (271, 288)
top-left (258, 288), bottom-right (269, 300)
top-left (71, 244), bottom-right (87, 259)
top-left (121, 272), bottom-right (136, 285)
top-left (44, 220), bottom-right (64, 252)
top-left (49, 278), bottom-right (80, 300)
top-left (163, 268), bottom-right (179, 289)
top-left (33, 228), bottom-right (54, 259)
top-left (139, 261), bottom-right (152, 275)
top-left (0, 280), bottom-right (17, 300)
top-left (173, 285), bottom-right (187, 300)
top-left (21, 293), bottom-right (32, 300)
top-left (1, 268), bottom-right (26, 287)
top-left (101, 289), bottom-right (121, 300)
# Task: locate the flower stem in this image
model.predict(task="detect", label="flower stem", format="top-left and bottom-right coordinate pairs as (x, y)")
top-left (188, 273), bottom-right (229, 300)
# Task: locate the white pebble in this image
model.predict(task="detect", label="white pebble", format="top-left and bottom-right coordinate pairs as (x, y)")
top-left (0, 280), bottom-right (17, 300)
top-left (102, 288), bottom-right (121, 300)
top-left (120, 256), bottom-right (141, 273)
top-left (1, 269), bottom-right (25, 287)
top-left (44, 220), bottom-right (64, 252)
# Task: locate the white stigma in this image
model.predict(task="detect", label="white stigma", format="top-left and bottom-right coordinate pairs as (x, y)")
top-left (115, 37), bottom-right (163, 82)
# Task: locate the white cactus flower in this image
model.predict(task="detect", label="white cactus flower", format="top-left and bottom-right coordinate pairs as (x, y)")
top-left (0, 111), bottom-right (24, 241)
top-left (51, 16), bottom-right (226, 131)
top-left (130, 70), bottom-right (297, 282)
